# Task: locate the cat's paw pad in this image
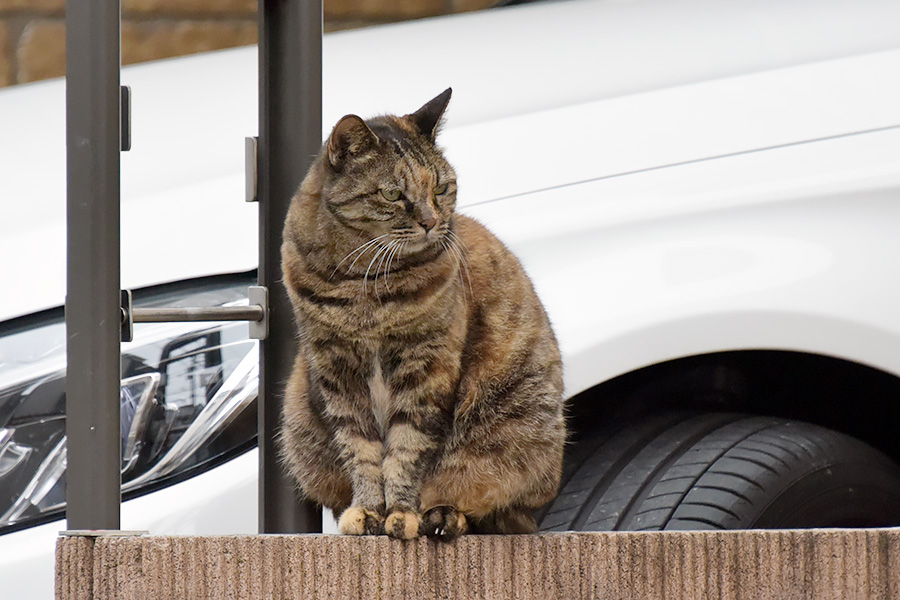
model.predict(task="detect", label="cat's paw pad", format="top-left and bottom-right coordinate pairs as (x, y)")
top-left (421, 506), bottom-right (468, 542)
top-left (384, 510), bottom-right (422, 540)
top-left (338, 506), bottom-right (384, 535)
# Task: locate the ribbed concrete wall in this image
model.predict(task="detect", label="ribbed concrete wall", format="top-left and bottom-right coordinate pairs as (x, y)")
top-left (57, 529), bottom-right (900, 600)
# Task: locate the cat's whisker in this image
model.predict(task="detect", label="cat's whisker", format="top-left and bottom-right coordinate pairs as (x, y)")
top-left (332, 234), bottom-right (387, 278)
top-left (446, 230), bottom-right (471, 265)
top-left (452, 248), bottom-right (471, 303)
top-left (332, 233), bottom-right (391, 280)
top-left (391, 228), bottom-right (417, 242)
top-left (439, 238), bottom-right (468, 305)
top-left (382, 239), bottom-right (404, 294)
top-left (455, 250), bottom-right (474, 302)
top-left (446, 229), bottom-right (467, 253)
top-left (344, 234), bottom-right (391, 270)
top-left (395, 241), bottom-right (409, 282)
top-left (363, 240), bottom-right (391, 296)
top-left (374, 240), bottom-right (400, 298)
top-left (445, 232), bottom-right (473, 301)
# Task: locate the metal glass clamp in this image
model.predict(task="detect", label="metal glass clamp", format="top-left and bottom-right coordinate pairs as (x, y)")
top-left (121, 285), bottom-right (269, 342)
top-left (245, 136), bottom-right (258, 203)
top-left (121, 85), bottom-right (131, 152)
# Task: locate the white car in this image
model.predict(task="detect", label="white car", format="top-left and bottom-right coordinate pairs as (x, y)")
top-left (4, 0), bottom-right (900, 596)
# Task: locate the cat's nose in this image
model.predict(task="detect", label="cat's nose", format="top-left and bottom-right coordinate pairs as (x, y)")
top-left (419, 216), bottom-right (437, 232)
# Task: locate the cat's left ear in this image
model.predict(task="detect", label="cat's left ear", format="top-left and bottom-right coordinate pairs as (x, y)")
top-left (408, 87), bottom-right (452, 141)
top-left (326, 114), bottom-right (378, 169)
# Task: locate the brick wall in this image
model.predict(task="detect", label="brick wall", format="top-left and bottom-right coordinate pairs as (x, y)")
top-left (0, 0), bottom-right (496, 88)
top-left (58, 530), bottom-right (900, 600)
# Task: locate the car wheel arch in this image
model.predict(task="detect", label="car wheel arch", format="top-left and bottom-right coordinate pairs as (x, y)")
top-left (563, 348), bottom-right (900, 470)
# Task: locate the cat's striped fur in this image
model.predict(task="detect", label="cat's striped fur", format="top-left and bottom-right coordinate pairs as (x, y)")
top-left (279, 89), bottom-right (565, 540)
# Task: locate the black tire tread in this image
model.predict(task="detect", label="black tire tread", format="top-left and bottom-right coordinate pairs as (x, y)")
top-left (540, 412), bottom-right (744, 531)
top-left (539, 412), bottom-right (900, 531)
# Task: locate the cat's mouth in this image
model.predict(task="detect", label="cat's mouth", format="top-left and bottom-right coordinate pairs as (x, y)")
top-left (389, 221), bottom-right (452, 257)
top-left (392, 226), bottom-right (444, 253)
top-left (401, 233), bottom-right (437, 254)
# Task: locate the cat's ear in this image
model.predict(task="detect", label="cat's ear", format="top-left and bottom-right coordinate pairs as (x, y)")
top-left (408, 87), bottom-right (452, 141)
top-left (327, 114), bottom-right (378, 169)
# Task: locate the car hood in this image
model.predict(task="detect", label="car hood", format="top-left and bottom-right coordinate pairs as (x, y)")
top-left (2, 0), bottom-right (900, 323)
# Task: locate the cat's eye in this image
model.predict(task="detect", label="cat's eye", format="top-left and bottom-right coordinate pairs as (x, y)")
top-left (434, 183), bottom-right (449, 195)
top-left (380, 188), bottom-right (402, 202)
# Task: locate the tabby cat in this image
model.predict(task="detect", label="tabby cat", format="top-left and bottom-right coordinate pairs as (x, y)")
top-left (279, 88), bottom-right (565, 541)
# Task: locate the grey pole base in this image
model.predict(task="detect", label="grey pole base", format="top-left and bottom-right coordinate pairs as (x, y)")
top-left (257, 0), bottom-right (323, 533)
top-left (65, 0), bottom-right (123, 532)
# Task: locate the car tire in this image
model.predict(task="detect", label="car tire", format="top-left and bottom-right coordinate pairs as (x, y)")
top-left (538, 411), bottom-right (900, 531)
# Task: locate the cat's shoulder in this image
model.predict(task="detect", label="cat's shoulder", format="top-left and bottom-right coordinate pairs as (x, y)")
top-left (453, 214), bottom-right (503, 249)
top-left (453, 214), bottom-right (525, 277)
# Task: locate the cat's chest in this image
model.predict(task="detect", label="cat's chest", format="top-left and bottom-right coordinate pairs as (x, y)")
top-left (368, 357), bottom-right (392, 437)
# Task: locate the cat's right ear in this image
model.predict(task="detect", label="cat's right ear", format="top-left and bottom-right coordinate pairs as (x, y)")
top-left (327, 114), bottom-right (378, 169)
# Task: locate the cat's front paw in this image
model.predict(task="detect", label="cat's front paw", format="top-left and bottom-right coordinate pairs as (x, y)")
top-left (338, 506), bottom-right (385, 535)
top-left (421, 506), bottom-right (468, 542)
top-left (384, 510), bottom-right (422, 540)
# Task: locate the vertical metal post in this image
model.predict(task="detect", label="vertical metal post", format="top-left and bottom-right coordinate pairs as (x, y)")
top-left (258, 0), bottom-right (323, 533)
top-left (65, 0), bottom-right (122, 530)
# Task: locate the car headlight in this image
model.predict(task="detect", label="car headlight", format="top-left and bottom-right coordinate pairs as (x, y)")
top-left (0, 276), bottom-right (259, 534)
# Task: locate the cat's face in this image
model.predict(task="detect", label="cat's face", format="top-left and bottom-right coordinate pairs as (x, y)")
top-left (321, 89), bottom-right (457, 256)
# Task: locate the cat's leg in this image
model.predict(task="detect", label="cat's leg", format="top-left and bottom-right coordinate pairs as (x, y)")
top-left (423, 505), bottom-right (539, 536)
top-left (280, 358), bottom-right (352, 514)
top-left (420, 397), bottom-right (564, 538)
top-left (380, 355), bottom-right (457, 540)
top-left (334, 432), bottom-right (386, 536)
top-left (283, 352), bottom-right (385, 535)
top-left (421, 505), bottom-right (469, 541)
top-left (381, 411), bottom-right (448, 539)
top-left (328, 403), bottom-right (386, 536)
top-left (419, 452), bottom-right (557, 538)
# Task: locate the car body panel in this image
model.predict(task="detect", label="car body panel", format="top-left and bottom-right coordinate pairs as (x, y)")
top-left (468, 125), bottom-right (900, 394)
top-left (3, 0), bottom-right (900, 319)
top-left (0, 450), bottom-right (258, 600)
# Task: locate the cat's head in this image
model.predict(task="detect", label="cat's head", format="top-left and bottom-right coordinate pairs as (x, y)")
top-left (320, 88), bottom-right (456, 254)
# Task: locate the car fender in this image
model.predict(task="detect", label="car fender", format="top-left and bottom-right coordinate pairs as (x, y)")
top-left (465, 126), bottom-right (900, 397)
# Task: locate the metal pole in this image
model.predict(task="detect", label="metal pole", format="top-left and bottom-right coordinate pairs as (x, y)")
top-left (65, 0), bottom-right (122, 530)
top-left (258, 0), bottom-right (323, 533)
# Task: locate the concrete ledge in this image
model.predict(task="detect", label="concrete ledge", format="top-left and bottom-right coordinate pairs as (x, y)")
top-left (56, 529), bottom-right (900, 599)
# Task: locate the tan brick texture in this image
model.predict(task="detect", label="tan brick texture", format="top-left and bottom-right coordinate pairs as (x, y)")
top-left (57, 530), bottom-right (900, 600)
top-left (15, 19), bottom-right (260, 84)
top-left (0, 0), bottom-right (64, 13)
top-left (122, 20), bottom-right (257, 64)
top-left (1, 0), bottom-right (502, 88)
top-left (123, 0), bottom-right (256, 16)
top-left (325, 0), bottom-right (449, 20)
top-left (17, 20), bottom-right (65, 83)
top-left (0, 22), bottom-right (10, 86)
top-left (451, 0), bottom-right (497, 13)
